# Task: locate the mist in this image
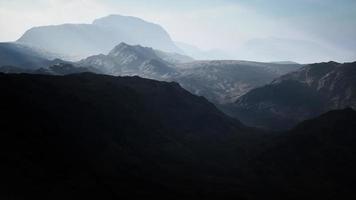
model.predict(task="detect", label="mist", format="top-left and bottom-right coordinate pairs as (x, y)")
top-left (1, 0), bottom-right (355, 63)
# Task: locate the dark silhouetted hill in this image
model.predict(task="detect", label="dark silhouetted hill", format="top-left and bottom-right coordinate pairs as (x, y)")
top-left (1, 71), bottom-right (355, 199)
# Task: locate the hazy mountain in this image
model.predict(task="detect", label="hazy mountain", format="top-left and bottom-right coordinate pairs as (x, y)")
top-left (0, 41), bottom-right (300, 105)
top-left (79, 43), bottom-right (301, 104)
top-left (0, 43), bottom-right (98, 75)
top-left (226, 61), bottom-right (356, 130)
top-left (78, 43), bottom-right (179, 79)
top-left (174, 60), bottom-right (301, 103)
top-left (17, 15), bottom-right (182, 60)
top-left (1, 72), bottom-right (355, 199)
top-left (0, 42), bottom-right (51, 69)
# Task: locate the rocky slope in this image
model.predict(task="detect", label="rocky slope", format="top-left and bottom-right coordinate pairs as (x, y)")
top-left (226, 61), bottom-right (356, 130)
top-left (174, 60), bottom-right (301, 103)
top-left (78, 43), bottom-right (180, 79)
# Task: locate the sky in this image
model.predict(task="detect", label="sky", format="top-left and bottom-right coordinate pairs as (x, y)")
top-left (0, 0), bottom-right (356, 63)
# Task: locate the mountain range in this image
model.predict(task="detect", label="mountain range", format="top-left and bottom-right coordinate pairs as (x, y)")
top-left (2, 28), bottom-right (355, 129)
top-left (78, 42), bottom-right (301, 104)
top-left (1, 13), bottom-right (356, 199)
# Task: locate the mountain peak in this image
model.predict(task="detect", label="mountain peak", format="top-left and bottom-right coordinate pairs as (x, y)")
top-left (109, 42), bottom-right (130, 52)
top-left (93, 14), bottom-right (151, 26)
top-left (17, 15), bottom-right (182, 59)
top-left (108, 42), bottom-right (157, 59)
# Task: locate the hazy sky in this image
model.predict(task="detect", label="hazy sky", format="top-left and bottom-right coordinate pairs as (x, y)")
top-left (0, 0), bottom-right (355, 63)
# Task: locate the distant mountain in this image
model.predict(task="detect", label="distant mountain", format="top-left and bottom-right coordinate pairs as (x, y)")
top-left (79, 43), bottom-right (301, 104)
top-left (0, 42), bottom-right (51, 69)
top-left (17, 15), bottom-right (182, 60)
top-left (226, 61), bottom-right (356, 130)
top-left (78, 43), bottom-right (180, 79)
top-left (173, 60), bottom-right (301, 103)
top-left (0, 41), bottom-right (300, 104)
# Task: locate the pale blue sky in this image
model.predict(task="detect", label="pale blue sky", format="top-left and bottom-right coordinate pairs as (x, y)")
top-left (0, 0), bottom-right (355, 62)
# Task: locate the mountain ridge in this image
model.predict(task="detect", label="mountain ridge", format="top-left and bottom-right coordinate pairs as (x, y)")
top-left (226, 61), bottom-right (356, 130)
top-left (79, 43), bottom-right (301, 104)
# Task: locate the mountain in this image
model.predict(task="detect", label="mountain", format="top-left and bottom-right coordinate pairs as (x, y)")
top-left (0, 72), bottom-right (252, 199)
top-left (0, 42), bottom-right (51, 69)
top-left (173, 60), bottom-right (301, 104)
top-left (249, 108), bottom-right (356, 199)
top-left (78, 43), bottom-right (179, 79)
top-left (1, 72), bottom-right (355, 199)
top-left (0, 41), bottom-right (300, 105)
top-left (79, 43), bottom-right (301, 104)
top-left (17, 15), bottom-right (182, 60)
top-left (226, 61), bottom-right (356, 130)
top-left (0, 42), bottom-right (94, 73)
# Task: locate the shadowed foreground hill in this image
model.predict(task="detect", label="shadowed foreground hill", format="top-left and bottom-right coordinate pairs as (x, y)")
top-left (0, 73), bottom-right (355, 199)
top-left (248, 108), bottom-right (356, 199)
top-left (0, 72), bottom-right (253, 199)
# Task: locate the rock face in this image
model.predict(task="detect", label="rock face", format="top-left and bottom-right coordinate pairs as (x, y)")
top-left (227, 61), bottom-right (356, 130)
top-left (79, 43), bottom-right (301, 104)
top-left (17, 15), bottom-right (181, 60)
top-left (1, 72), bottom-right (355, 199)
